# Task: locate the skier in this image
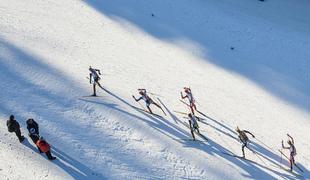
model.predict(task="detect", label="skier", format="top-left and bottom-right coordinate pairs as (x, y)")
top-left (236, 127), bottom-right (255, 158)
top-left (6, 115), bottom-right (25, 143)
top-left (282, 134), bottom-right (297, 171)
top-left (181, 87), bottom-right (197, 114)
top-left (26, 118), bottom-right (39, 135)
top-left (89, 66), bottom-right (102, 96)
top-left (132, 89), bottom-right (165, 115)
top-left (188, 113), bottom-right (200, 140)
top-left (36, 137), bottom-right (56, 160)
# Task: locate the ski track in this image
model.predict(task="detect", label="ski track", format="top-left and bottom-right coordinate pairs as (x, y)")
top-left (1, 0), bottom-right (310, 179)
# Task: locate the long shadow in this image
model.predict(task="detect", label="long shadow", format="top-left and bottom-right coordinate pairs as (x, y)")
top-left (99, 87), bottom-right (195, 139)
top-left (102, 93), bottom-right (288, 178)
top-left (21, 138), bottom-right (106, 179)
top-left (200, 112), bottom-right (309, 178)
top-left (157, 98), bottom-right (299, 179)
top-left (84, 0), bottom-right (310, 112)
top-left (78, 97), bottom-right (191, 143)
top-left (0, 39), bottom-right (160, 178)
top-left (52, 147), bottom-right (106, 180)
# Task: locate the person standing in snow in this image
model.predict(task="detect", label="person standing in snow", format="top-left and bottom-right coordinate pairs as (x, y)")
top-left (188, 113), bottom-right (200, 141)
top-left (26, 118), bottom-right (41, 150)
top-left (89, 66), bottom-right (102, 96)
top-left (36, 137), bottom-right (56, 160)
top-left (26, 118), bottom-right (39, 135)
top-left (236, 127), bottom-right (255, 158)
top-left (132, 89), bottom-right (165, 115)
top-left (282, 134), bottom-right (297, 171)
top-left (6, 115), bottom-right (25, 143)
top-left (181, 87), bottom-right (197, 114)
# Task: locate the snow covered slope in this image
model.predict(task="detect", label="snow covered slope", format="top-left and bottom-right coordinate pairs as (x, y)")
top-left (0, 0), bottom-right (309, 179)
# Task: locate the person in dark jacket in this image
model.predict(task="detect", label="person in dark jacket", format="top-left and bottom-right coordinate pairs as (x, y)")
top-left (36, 137), bottom-right (56, 160)
top-left (26, 118), bottom-right (39, 135)
top-left (6, 115), bottom-right (25, 143)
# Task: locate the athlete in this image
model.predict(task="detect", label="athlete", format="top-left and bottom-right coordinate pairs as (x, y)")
top-left (181, 87), bottom-right (197, 114)
top-left (89, 66), bottom-right (102, 96)
top-left (282, 134), bottom-right (297, 171)
top-left (133, 89), bottom-right (165, 115)
top-left (188, 113), bottom-right (200, 140)
top-left (236, 127), bottom-right (255, 158)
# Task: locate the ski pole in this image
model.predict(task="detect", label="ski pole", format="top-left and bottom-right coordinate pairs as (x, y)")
top-left (148, 92), bottom-right (164, 98)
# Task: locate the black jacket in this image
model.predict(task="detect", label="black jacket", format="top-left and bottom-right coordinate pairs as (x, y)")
top-left (26, 119), bottom-right (39, 135)
top-left (29, 133), bottom-right (40, 144)
top-left (7, 119), bottom-right (20, 132)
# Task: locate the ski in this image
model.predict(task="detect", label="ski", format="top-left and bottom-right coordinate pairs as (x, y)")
top-left (278, 165), bottom-right (303, 178)
top-left (222, 152), bottom-right (255, 163)
top-left (179, 99), bottom-right (190, 107)
top-left (278, 149), bottom-right (304, 173)
top-left (183, 116), bottom-right (207, 122)
top-left (131, 105), bottom-right (163, 118)
top-left (174, 110), bottom-right (188, 115)
top-left (82, 95), bottom-right (103, 98)
top-left (179, 99), bottom-right (208, 118)
top-left (196, 110), bottom-right (208, 118)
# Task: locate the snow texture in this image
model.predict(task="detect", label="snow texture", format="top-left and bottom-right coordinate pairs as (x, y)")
top-left (0, 0), bottom-right (309, 179)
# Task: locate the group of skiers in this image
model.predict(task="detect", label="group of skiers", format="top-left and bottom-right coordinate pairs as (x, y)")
top-left (88, 66), bottom-right (298, 172)
top-left (6, 115), bottom-right (56, 160)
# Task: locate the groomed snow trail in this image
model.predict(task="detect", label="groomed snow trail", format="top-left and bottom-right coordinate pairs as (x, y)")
top-left (0, 0), bottom-right (309, 179)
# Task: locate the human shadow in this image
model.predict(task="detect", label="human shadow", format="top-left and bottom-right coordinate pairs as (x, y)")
top-left (202, 113), bottom-right (309, 178)
top-left (52, 147), bottom-right (106, 180)
top-left (0, 38), bottom-right (152, 178)
top-left (21, 138), bottom-right (105, 179)
top-left (84, 0), bottom-right (310, 112)
top-left (78, 96), bottom-right (192, 144)
top-left (158, 98), bottom-right (302, 179)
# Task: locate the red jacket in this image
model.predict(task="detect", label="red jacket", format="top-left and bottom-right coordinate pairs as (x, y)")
top-left (36, 139), bottom-right (51, 153)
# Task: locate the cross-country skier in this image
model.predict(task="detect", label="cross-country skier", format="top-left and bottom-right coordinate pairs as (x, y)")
top-left (236, 127), bottom-right (255, 158)
top-left (6, 115), bottom-right (25, 143)
top-left (282, 134), bottom-right (297, 171)
top-left (89, 66), bottom-right (102, 96)
top-left (132, 89), bottom-right (165, 115)
top-left (188, 113), bottom-right (200, 140)
top-left (181, 87), bottom-right (197, 114)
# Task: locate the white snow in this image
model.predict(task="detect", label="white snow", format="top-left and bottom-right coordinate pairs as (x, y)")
top-left (0, 0), bottom-right (309, 179)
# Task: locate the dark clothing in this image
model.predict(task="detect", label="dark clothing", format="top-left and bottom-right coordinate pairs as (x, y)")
top-left (26, 119), bottom-right (39, 135)
top-left (7, 119), bottom-right (20, 132)
top-left (7, 119), bottom-right (24, 142)
top-left (46, 151), bottom-right (56, 160)
top-left (29, 133), bottom-right (40, 144)
top-left (189, 119), bottom-right (200, 140)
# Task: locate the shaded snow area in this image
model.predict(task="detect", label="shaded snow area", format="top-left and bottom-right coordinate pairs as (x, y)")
top-left (1, 0), bottom-right (310, 179)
